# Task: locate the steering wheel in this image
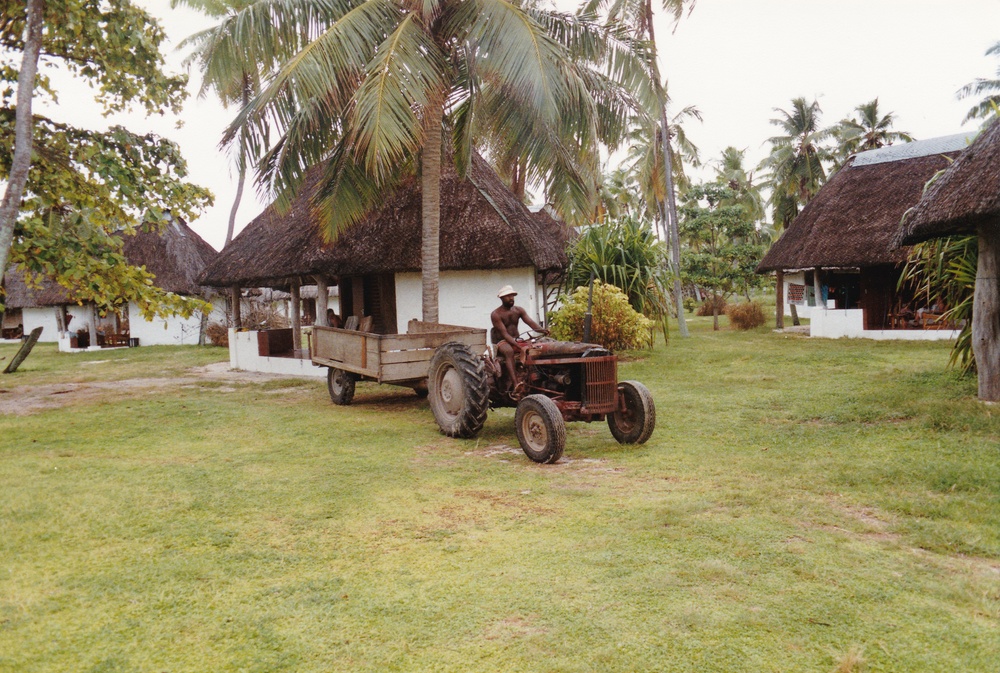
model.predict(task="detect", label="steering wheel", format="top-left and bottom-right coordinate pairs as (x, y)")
top-left (518, 329), bottom-right (548, 342)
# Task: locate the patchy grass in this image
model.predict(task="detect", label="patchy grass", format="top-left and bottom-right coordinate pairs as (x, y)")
top-left (0, 324), bottom-right (997, 672)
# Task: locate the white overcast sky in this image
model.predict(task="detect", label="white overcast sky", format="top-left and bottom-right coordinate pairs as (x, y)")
top-left (39, 0), bottom-right (1000, 249)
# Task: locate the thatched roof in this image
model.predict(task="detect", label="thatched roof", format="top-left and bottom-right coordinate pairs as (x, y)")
top-left (2, 217), bottom-right (217, 309)
top-left (2, 265), bottom-right (71, 309)
top-left (896, 119), bottom-right (1000, 245)
top-left (758, 134), bottom-right (972, 273)
top-left (122, 217), bottom-right (219, 295)
top-left (199, 152), bottom-right (570, 289)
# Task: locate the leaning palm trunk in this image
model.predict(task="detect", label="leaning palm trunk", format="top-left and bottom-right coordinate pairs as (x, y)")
top-left (659, 106), bottom-right (688, 337)
top-left (0, 0), bottom-right (44, 278)
top-left (421, 97), bottom-right (444, 324)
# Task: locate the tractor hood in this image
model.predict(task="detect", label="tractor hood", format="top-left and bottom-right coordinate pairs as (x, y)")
top-left (527, 340), bottom-right (611, 358)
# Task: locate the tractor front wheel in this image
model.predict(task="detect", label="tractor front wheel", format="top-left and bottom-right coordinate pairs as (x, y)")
top-left (515, 395), bottom-right (566, 464)
top-left (327, 368), bottom-right (356, 405)
top-left (608, 381), bottom-right (655, 444)
top-left (428, 342), bottom-right (490, 438)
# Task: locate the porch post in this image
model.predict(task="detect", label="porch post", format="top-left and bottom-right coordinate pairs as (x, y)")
top-left (290, 280), bottom-right (302, 353)
top-left (230, 285), bottom-right (242, 329)
top-left (775, 270), bottom-right (784, 329)
top-left (974, 221), bottom-right (1000, 401)
top-left (813, 267), bottom-right (823, 309)
top-left (314, 275), bottom-right (329, 327)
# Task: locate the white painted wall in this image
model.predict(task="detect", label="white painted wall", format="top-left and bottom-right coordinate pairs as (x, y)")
top-left (394, 267), bottom-right (541, 333)
top-left (779, 270), bottom-right (821, 319)
top-left (229, 328), bottom-right (326, 378)
top-left (18, 305), bottom-right (91, 342)
top-left (127, 298), bottom-right (227, 346)
top-left (809, 308), bottom-right (960, 341)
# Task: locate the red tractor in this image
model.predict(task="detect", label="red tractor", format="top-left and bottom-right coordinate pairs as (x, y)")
top-left (426, 332), bottom-right (655, 463)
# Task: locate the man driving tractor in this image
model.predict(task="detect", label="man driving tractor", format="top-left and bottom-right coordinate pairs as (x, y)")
top-left (490, 285), bottom-right (549, 393)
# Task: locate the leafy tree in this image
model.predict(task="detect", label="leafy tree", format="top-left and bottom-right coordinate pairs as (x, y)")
top-left (958, 40), bottom-right (1000, 126)
top-left (758, 97), bottom-right (831, 229)
top-left (581, 0), bottom-right (696, 337)
top-left (222, 0), bottom-right (638, 323)
top-left (562, 215), bottom-right (670, 335)
top-left (0, 0), bottom-right (213, 317)
top-left (830, 98), bottom-right (912, 169)
top-left (680, 183), bottom-right (765, 330)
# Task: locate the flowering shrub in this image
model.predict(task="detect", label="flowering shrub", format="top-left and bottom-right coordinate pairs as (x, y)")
top-left (550, 281), bottom-right (653, 351)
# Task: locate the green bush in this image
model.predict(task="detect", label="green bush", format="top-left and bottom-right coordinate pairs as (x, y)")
top-left (550, 281), bottom-right (653, 350)
top-left (683, 296), bottom-right (697, 313)
top-left (726, 301), bottom-right (766, 330)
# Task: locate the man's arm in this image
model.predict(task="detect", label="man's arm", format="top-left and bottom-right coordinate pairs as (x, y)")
top-left (517, 307), bottom-right (549, 335)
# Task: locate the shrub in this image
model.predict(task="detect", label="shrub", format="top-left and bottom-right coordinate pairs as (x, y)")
top-left (205, 322), bottom-right (229, 347)
top-left (550, 281), bottom-right (653, 351)
top-left (696, 295), bottom-right (728, 316)
top-left (726, 301), bottom-right (766, 330)
top-left (683, 296), bottom-right (697, 313)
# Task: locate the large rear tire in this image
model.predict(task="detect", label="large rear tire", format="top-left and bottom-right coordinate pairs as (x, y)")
top-left (515, 395), bottom-right (566, 464)
top-left (608, 381), bottom-right (655, 444)
top-left (327, 367), bottom-right (356, 405)
top-left (428, 342), bottom-right (490, 438)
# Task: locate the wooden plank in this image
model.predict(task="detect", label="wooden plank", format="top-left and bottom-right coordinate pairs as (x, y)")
top-left (381, 360), bottom-right (433, 382)
top-left (312, 357), bottom-right (380, 378)
top-left (378, 348), bottom-right (437, 365)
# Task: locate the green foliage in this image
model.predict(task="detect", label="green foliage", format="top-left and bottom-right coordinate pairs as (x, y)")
top-left (564, 215), bottom-right (670, 324)
top-left (725, 300), bottom-right (766, 330)
top-left (550, 280), bottom-right (653, 350)
top-left (0, 0), bottom-right (213, 317)
top-left (900, 236), bottom-right (976, 373)
top-left (680, 183), bottom-right (766, 313)
top-left (958, 40), bottom-right (1000, 125)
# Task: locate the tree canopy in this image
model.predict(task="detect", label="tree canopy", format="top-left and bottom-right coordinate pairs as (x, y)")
top-left (0, 0), bottom-right (213, 317)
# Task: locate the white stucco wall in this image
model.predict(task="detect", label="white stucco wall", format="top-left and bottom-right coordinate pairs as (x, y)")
top-left (127, 298), bottom-right (227, 346)
top-left (779, 270), bottom-right (822, 319)
top-left (394, 267), bottom-right (541, 333)
top-left (18, 305), bottom-right (91, 342)
top-left (229, 328), bottom-right (326, 378)
top-left (809, 308), bottom-right (960, 340)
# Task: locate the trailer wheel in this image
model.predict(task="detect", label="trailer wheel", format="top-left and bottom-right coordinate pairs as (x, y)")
top-left (428, 342), bottom-right (489, 438)
top-left (515, 395), bottom-right (565, 464)
top-left (327, 367), bottom-right (356, 406)
top-left (608, 381), bottom-right (655, 444)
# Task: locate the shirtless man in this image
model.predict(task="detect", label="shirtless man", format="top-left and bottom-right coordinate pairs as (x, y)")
top-left (490, 285), bottom-right (549, 390)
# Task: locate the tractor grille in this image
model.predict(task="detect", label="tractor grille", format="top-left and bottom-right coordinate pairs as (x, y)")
top-left (583, 358), bottom-right (617, 413)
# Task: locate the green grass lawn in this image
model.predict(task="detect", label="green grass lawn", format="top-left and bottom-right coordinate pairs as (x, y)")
top-left (1, 319), bottom-right (997, 672)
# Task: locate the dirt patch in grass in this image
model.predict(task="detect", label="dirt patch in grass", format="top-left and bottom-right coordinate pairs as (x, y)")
top-left (0, 361), bottom-right (315, 416)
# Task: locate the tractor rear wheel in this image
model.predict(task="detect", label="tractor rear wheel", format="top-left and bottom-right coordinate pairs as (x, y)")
top-left (327, 368), bottom-right (356, 405)
top-left (515, 395), bottom-right (566, 464)
top-left (428, 342), bottom-right (490, 438)
top-left (608, 381), bottom-right (655, 444)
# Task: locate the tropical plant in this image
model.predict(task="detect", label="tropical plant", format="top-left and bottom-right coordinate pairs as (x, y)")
top-left (713, 146), bottom-right (765, 230)
top-left (758, 97), bottom-right (832, 229)
top-left (0, 0), bottom-right (213, 319)
top-left (581, 0), bottom-right (697, 337)
top-left (549, 280), bottom-right (653, 351)
top-left (830, 98), bottom-right (913, 169)
top-left (958, 40), bottom-right (1000, 126)
top-left (220, 0), bottom-right (641, 323)
top-left (899, 236), bottom-right (976, 373)
top-left (679, 183), bottom-right (765, 330)
top-left (562, 215), bottom-right (670, 334)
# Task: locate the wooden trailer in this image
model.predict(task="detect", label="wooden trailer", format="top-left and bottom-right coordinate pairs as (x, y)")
top-left (311, 319), bottom-right (487, 404)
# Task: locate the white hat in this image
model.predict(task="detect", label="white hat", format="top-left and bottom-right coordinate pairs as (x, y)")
top-left (497, 285), bottom-right (517, 298)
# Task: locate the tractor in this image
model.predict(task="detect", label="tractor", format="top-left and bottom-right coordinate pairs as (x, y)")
top-left (426, 331), bottom-right (655, 463)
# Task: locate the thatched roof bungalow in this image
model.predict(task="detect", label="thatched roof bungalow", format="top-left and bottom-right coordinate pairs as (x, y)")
top-left (895, 119), bottom-right (1000, 400)
top-left (757, 133), bottom-right (972, 337)
top-left (200, 151), bottom-right (570, 336)
top-left (1, 216), bottom-right (223, 346)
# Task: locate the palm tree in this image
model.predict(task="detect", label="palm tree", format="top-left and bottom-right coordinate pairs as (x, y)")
top-left (958, 40), bottom-right (1000, 125)
top-left (581, 0), bottom-right (695, 337)
top-left (830, 98), bottom-right (913, 169)
top-left (713, 146), bottom-right (764, 227)
top-left (223, 0), bottom-right (636, 323)
top-left (759, 97), bottom-right (831, 229)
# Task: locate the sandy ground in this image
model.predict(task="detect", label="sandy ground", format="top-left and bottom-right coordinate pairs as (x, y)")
top-left (0, 362), bottom-right (306, 416)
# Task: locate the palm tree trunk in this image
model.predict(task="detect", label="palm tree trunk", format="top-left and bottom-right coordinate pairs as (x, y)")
top-left (421, 96), bottom-right (444, 324)
top-left (660, 106), bottom-right (689, 337)
top-left (224, 86), bottom-right (251, 248)
top-left (0, 0), bottom-right (44, 278)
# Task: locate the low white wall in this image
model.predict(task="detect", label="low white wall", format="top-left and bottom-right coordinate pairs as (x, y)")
top-left (394, 267), bottom-right (541, 333)
top-left (809, 308), bottom-right (960, 340)
top-left (229, 328), bottom-right (326, 378)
